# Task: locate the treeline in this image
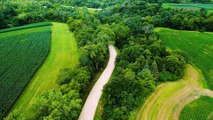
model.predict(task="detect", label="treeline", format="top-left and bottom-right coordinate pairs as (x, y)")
top-left (152, 8), bottom-right (213, 31)
top-left (0, 1), bottom-right (75, 29)
top-left (1, 1), bottom-right (213, 32)
top-left (97, 1), bottom-right (213, 32)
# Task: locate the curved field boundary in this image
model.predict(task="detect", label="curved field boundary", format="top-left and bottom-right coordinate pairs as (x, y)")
top-left (0, 28), bottom-right (51, 119)
top-left (137, 64), bottom-right (213, 120)
top-left (180, 96), bottom-right (213, 120)
top-left (78, 45), bottom-right (117, 120)
top-left (0, 22), bottom-right (52, 33)
top-left (156, 28), bottom-right (213, 89)
top-left (10, 22), bottom-right (79, 117)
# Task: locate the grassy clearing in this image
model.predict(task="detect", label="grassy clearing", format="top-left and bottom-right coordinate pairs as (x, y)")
top-left (180, 96), bottom-right (213, 120)
top-left (10, 22), bottom-right (79, 116)
top-left (137, 65), bottom-right (209, 120)
top-left (156, 28), bottom-right (213, 90)
top-left (163, 3), bottom-right (213, 14)
top-left (0, 24), bottom-right (51, 119)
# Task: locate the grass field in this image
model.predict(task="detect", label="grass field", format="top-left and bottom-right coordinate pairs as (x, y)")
top-left (0, 24), bottom-right (51, 119)
top-left (180, 96), bottom-right (213, 120)
top-left (156, 28), bottom-right (213, 90)
top-left (137, 65), bottom-right (213, 120)
top-left (10, 22), bottom-right (79, 117)
top-left (163, 3), bottom-right (213, 14)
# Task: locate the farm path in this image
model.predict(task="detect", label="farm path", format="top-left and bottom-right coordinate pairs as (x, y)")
top-left (137, 64), bottom-right (213, 120)
top-left (78, 45), bottom-right (117, 120)
top-left (10, 22), bottom-right (79, 116)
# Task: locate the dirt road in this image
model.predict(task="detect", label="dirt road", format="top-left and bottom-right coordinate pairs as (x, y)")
top-left (78, 45), bottom-right (117, 120)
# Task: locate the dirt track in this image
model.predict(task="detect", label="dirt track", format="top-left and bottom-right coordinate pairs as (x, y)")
top-left (78, 45), bottom-right (117, 120)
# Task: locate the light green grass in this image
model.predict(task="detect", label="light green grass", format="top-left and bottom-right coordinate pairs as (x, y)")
top-left (10, 22), bottom-right (79, 116)
top-left (163, 3), bottom-right (213, 14)
top-left (137, 65), bottom-right (205, 120)
top-left (157, 27), bottom-right (213, 90)
top-left (180, 96), bottom-right (213, 120)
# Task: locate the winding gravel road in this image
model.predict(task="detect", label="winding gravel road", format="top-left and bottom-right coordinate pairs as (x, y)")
top-left (78, 45), bottom-right (117, 120)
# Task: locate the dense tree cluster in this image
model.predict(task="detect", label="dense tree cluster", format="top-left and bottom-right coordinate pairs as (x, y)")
top-left (154, 8), bottom-right (213, 31)
top-left (1, 1), bottom-right (213, 32)
top-left (0, 1), bottom-right (75, 29)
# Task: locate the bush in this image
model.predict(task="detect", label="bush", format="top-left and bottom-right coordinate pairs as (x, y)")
top-left (159, 71), bottom-right (178, 81)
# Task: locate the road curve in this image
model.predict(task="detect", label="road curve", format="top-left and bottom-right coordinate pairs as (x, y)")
top-left (78, 45), bottom-right (117, 120)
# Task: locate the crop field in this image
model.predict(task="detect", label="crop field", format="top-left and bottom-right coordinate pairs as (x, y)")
top-left (11, 22), bottom-right (79, 117)
top-left (180, 96), bottom-right (213, 120)
top-left (0, 24), bottom-right (51, 118)
top-left (163, 3), bottom-right (213, 14)
top-left (156, 28), bottom-right (213, 90)
top-left (0, 22), bottom-right (52, 33)
top-left (137, 65), bottom-right (210, 120)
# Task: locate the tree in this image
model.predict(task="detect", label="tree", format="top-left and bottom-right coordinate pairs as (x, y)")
top-left (164, 54), bottom-right (186, 76)
top-left (122, 68), bottom-right (136, 80)
top-left (151, 61), bottom-right (159, 79)
top-left (57, 67), bottom-right (91, 93)
top-left (111, 23), bottom-right (130, 48)
top-left (83, 43), bottom-right (107, 70)
top-left (137, 68), bottom-right (156, 95)
top-left (118, 45), bottom-right (144, 63)
top-left (57, 68), bottom-right (73, 85)
top-left (30, 89), bottom-right (82, 120)
top-left (206, 16), bottom-right (213, 31)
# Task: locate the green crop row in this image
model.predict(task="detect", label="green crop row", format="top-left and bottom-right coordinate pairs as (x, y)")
top-left (0, 30), bottom-right (51, 119)
top-left (0, 22), bottom-right (52, 33)
top-left (180, 96), bottom-right (213, 120)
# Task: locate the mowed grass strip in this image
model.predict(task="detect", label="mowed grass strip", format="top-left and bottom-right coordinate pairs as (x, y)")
top-left (180, 96), bottom-right (213, 120)
top-left (156, 28), bottom-right (213, 90)
top-left (0, 24), bottom-right (51, 119)
top-left (137, 65), bottom-right (205, 120)
top-left (11, 22), bottom-right (79, 116)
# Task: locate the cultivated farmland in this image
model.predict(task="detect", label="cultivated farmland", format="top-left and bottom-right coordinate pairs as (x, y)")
top-left (180, 96), bottom-right (213, 120)
top-left (163, 3), bottom-right (213, 14)
top-left (0, 24), bottom-right (51, 119)
top-left (0, 22), bottom-right (52, 33)
top-left (156, 28), bottom-right (213, 90)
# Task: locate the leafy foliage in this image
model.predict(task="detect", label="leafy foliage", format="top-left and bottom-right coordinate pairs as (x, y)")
top-left (30, 89), bottom-right (82, 120)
